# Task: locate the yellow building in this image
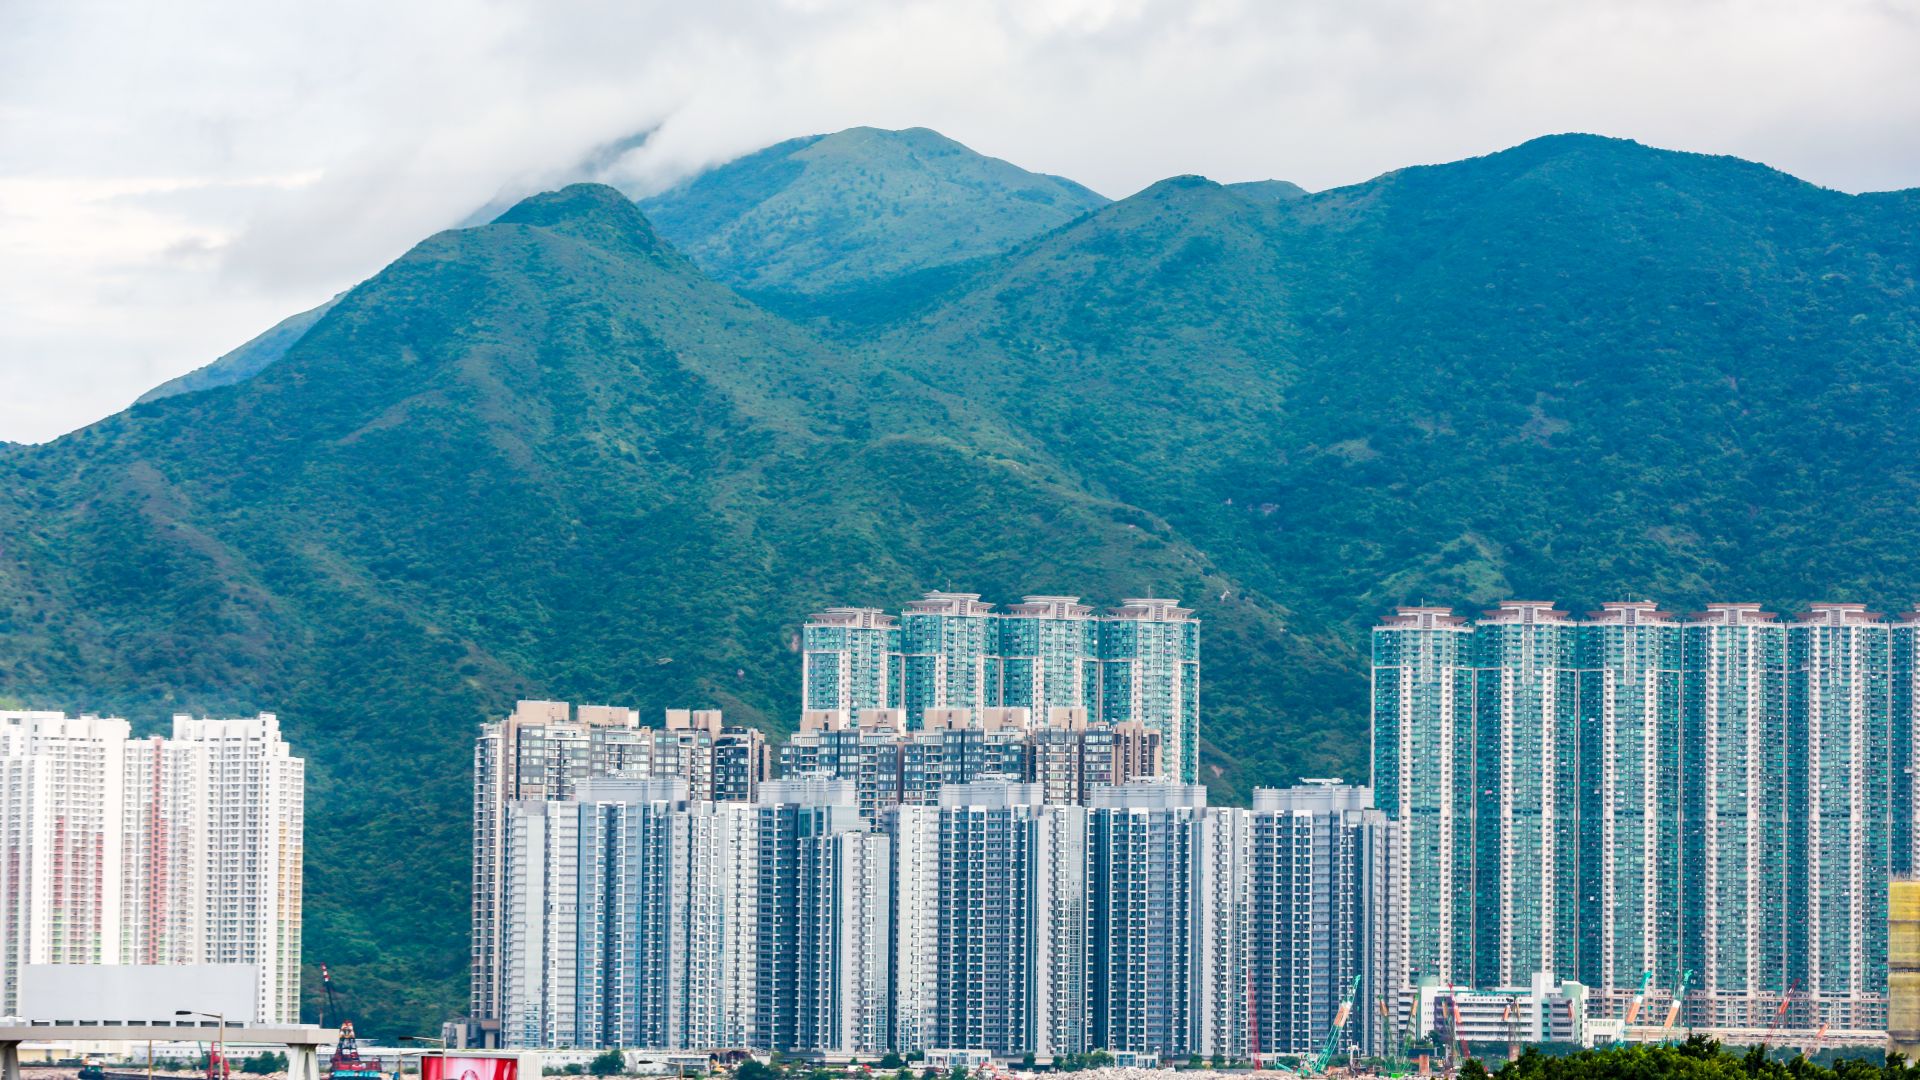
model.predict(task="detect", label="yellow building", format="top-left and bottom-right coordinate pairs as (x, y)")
top-left (1891, 879), bottom-right (1920, 1058)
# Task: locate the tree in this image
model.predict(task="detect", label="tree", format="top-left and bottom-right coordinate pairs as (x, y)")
top-left (734, 1062), bottom-right (779, 1080)
top-left (878, 1055), bottom-right (905, 1071)
top-left (1458, 1058), bottom-right (1492, 1080)
top-left (1210, 1055), bottom-right (1225, 1070)
top-left (589, 1050), bottom-right (626, 1078)
top-left (1188, 1057), bottom-right (1204, 1071)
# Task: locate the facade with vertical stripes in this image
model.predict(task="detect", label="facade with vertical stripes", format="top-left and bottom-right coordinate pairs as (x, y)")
top-left (1372, 598), bottom-right (1919, 1030)
top-left (0, 711), bottom-right (303, 1024)
top-left (802, 593), bottom-right (1199, 781)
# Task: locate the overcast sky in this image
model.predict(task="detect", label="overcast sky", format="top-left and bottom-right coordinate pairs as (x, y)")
top-left (3, 0), bottom-right (1918, 443)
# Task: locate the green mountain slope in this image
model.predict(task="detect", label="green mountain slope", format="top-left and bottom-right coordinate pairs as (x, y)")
top-left (0, 183), bottom-right (1288, 1035)
top-left (638, 126), bottom-right (1108, 296)
top-left (136, 296), bottom-right (342, 405)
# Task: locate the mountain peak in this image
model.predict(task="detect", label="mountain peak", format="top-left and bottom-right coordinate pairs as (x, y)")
top-left (639, 126), bottom-right (1107, 295)
top-left (1137, 174), bottom-right (1226, 197)
top-left (493, 182), bottom-right (666, 254)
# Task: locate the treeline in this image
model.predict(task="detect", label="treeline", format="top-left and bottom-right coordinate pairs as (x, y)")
top-left (1465, 1038), bottom-right (1908, 1080)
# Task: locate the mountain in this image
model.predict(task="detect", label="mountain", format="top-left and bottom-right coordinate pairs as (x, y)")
top-left (638, 126), bottom-right (1108, 297)
top-left (0, 181), bottom-right (1289, 1034)
top-left (4, 131), bottom-right (1920, 1034)
top-left (136, 296), bottom-right (341, 404)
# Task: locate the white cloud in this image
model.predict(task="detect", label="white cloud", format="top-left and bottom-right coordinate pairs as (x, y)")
top-left (2, 0), bottom-right (1917, 442)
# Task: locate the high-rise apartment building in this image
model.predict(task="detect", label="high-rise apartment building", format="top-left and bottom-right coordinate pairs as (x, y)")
top-left (1193, 804), bottom-right (1250, 1062)
top-left (470, 701), bottom-right (771, 1040)
top-left (0, 711), bottom-right (303, 1023)
top-left (168, 715), bottom-right (306, 1025)
top-left (1247, 784), bottom-right (1395, 1058)
top-left (1099, 599), bottom-right (1202, 783)
top-left (751, 779), bottom-right (893, 1056)
top-left (998, 597), bottom-right (1101, 714)
top-left (1372, 598), bottom-right (1914, 1029)
top-left (1686, 603), bottom-right (1789, 1026)
top-left (1789, 604), bottom-right (1892, 1029)
top-left (804, 593), bottom-right (1200, 781)
top-left (901, 593), bottom-right (1000, 726)
top-left (928, 782), bottom-right (1047, 1056)
top-left (498, 778), bottom-right (890, 1055)
top-left (1579, 602), bottom-right (1685, 1017)
top-left (1086, 784), bottom-right (1206, 1058)
top-left (1370, 607), bottom-right (1475, 989)
top-left (802, 608), bottom-right (901, 716)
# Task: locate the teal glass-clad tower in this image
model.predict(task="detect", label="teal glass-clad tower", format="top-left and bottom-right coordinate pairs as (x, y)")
top-left (1471, 601), bottom-right (1581, 988)
top-left (1788, 604), bottom-right (1892, 1030)
top-left (1578, 602), bottom-right (1685, 1015)
top-left (802, 607), bottom-right (902, 715)
top-left (1684, 604), bottom-right (1788, 1027)
top-left (1371, 607), bottom-right (1476, 987)
top-left (1100, 598), bottom-right (1201, 782)
top-left (1372, 598), bottom-right (1914, 1030)
top-left (804, 592), bottom-right (1200, 782)
top-left (901, 592), bottom-right (999, 726)
top-left (997, 596), bottom-right (1101, 715)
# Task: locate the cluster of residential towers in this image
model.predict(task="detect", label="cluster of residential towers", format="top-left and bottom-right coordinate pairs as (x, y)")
top-left (0, 711), bottom-right (305, 1023)
top-left (472, 591), bottom-right (1920, 1057)
top-left (1375, 599), bottom-right (1920, 1031)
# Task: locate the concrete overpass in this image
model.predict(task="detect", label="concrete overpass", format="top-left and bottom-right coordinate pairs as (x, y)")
top-left (0, 1021), bottom-right (340, 1080)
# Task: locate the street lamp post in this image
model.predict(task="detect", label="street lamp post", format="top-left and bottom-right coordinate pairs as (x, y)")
top-left (175, 1011), bottom-right (226, 1080)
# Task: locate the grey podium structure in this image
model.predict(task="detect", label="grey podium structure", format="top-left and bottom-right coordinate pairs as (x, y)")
top-left (0, 1021), bottom-right (340, 1080)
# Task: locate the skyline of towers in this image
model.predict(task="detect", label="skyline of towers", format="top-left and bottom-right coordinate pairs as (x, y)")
top-left (1372, 598), bottom-right (1916, 1029)
top-left (483, 768), bottom-right (1392, 1058)
top-left (803, 592), bottom-right (1199, 781)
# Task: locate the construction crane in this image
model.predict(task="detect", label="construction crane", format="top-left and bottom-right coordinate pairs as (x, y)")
top-left (1622, 971), bottom-right (1654, 1024)
top-left (321, 965), bottom-right (384, 1080)
top-left (1769, 980), bottom-right (1801, 1033)
top-left (1378, 996), bottom-right (1406, 1075)
top-left (1447, 987), bottom-right (1471, 1065)
top-left (1661, 969), bottom-right (1696, 1039)
top-left (1308, 975), bottom-right (1363, 1074)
